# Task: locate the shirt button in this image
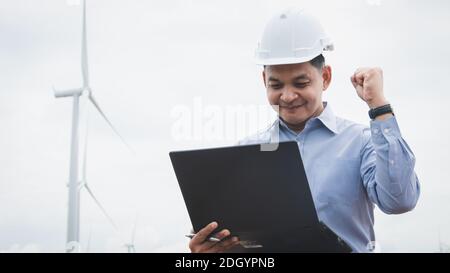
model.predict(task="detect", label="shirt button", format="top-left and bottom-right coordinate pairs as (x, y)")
top-left (384, 128), bottom-right (391, 134)
top-left (390, 160), bottom-right (395, 165)
top-left (372, 128), bottom-right (379, 134)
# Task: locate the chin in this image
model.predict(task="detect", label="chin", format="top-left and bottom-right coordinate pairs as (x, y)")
top-left (280, 109), bottom-right (307, 124)
top-left (280, 114), bottom-right (307, 126)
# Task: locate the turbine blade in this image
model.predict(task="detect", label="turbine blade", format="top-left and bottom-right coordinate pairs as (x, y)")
top-left (88, 94), bottom-right (134, 153)
top-left (81, 0), bottom-right (89, 87)
top-left (84, 183), bottom-right (118, 230)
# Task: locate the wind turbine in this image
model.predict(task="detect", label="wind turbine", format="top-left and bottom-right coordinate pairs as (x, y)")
top-left (54, 0), bottom-right (130, 253)
top-left (124, 214), bottom-right (138, 253)
top-left (438, 228), bottom-right (450, 253)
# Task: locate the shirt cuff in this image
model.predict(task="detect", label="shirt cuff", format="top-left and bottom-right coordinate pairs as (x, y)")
top-left (370, 116), bottom-right (402, 144)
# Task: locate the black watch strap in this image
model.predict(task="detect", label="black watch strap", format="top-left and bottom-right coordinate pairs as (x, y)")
top-left (369, 104), bottom-right (394, 120)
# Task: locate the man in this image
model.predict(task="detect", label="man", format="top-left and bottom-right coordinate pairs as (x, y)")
top-left (188, 8), bottom-right (420, 253)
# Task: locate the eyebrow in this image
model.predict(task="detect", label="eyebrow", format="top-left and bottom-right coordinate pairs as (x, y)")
top-left (267, 77), bottom-right (281, 82)
top-left (268, 75), bottom-right (311, 82)
top-left (293, 75), bottom-right (311, 81)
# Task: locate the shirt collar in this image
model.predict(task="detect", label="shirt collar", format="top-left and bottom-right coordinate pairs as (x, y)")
top-left (316, 102), bottom-right (339, 134)
top-left (277, 102), bottom-right (339, 135)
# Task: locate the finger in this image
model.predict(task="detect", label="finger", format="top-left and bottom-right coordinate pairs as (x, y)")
top-left (350, 75), bottom-right (358, 88)
top-left (352, 74), bottom-right (364, 88)
top-left (191, 222), bottom-right (218, 245)
top-left (198, 229), bottom-right (231, 251)
top-left (354, 67), bottom-right (370, 79)
top-left (212, 237), bottom-right (240, 253)
top-left (213, 229), bottom-right (232, 241)
top-left (354, 72), bottom-right (365, 86)
top-left (205, 237), bottom-right (240, 253)
top-left (354, 67), bottom-right (369, 75)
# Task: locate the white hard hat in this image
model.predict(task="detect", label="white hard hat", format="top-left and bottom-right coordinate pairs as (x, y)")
top-left (255, 8), bottom-right (334, 66)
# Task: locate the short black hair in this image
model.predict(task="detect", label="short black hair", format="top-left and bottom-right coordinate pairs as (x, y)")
top-left (263, 54), bottom-right (325, 71)
top-left (309, 54), bottom-right (325, 70)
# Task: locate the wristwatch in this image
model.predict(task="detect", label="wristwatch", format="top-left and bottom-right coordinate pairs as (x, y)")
top-left (368, 104), bottom-right (394, 120)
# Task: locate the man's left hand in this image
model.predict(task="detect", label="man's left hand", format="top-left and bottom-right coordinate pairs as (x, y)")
top-left (351, 67), bottom-right (389, 109)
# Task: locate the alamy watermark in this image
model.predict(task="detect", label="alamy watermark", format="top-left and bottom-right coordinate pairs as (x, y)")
top-left (170, 97), bottom-right (280, 151)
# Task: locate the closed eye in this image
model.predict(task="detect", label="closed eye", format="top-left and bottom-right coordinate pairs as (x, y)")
top-left (269, 84), bottom-right (283, 89)
top-left (294, 82), bottom-right (309, 88)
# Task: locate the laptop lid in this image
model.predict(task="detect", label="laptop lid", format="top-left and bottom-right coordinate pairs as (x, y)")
top-left (169, 141), bottom-right (319, 237)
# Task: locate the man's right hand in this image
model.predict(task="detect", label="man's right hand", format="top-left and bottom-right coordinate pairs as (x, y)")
top-left (189, 222), bottom-right (240, 253)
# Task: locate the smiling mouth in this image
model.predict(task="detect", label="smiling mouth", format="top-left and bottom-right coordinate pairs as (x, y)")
top-left (281, 103), bottom-right (306, 110)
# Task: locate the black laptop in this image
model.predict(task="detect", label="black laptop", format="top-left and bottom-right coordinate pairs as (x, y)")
top-left (169, 141), bottom-right (351, 253)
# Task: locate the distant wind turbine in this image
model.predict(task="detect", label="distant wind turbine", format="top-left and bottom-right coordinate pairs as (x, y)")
top-left (438, 228), bottom-right (450, 253)
top-left (124, 214), bottom-right (138, 253)
top-left (54, 0), bottom-right (131, 253)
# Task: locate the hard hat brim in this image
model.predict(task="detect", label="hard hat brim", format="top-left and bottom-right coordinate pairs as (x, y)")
top-left (255, 54), bottom-right (322, 66)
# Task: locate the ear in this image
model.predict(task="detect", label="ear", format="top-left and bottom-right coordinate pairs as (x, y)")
top-left (262, 69), bottom-right (267, 88)
top-left (322, 65), bottom-right (332, 91)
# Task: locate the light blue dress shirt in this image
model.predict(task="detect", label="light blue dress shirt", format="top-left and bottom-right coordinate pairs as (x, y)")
top-left (238, 103), bottom-right (420, 252)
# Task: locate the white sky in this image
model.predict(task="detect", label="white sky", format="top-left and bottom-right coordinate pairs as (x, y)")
top-left (1, 0), bottom-right (450, 252)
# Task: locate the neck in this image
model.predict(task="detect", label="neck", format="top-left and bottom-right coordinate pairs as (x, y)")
top-left (283, 120), bottom-right (306, 134)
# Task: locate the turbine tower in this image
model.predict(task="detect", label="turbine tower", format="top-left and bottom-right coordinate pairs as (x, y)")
top-left (54, 0), bottom-right (130, 252)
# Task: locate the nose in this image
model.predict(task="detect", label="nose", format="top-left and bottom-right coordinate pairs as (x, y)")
top-left (280, 87), bottom-right (298, 104)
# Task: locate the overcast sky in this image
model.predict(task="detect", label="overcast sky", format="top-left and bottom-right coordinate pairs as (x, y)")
top-left (1, 0), bottom-right (450, 252)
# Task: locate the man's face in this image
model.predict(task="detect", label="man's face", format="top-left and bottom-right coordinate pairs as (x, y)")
top-left (263, 62), bottom-right (331, 129)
